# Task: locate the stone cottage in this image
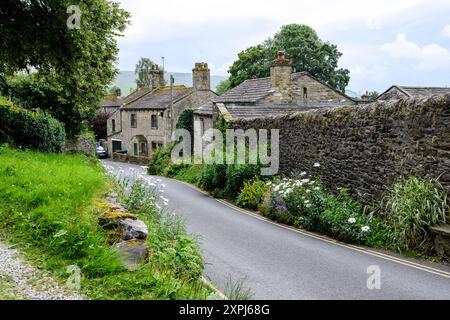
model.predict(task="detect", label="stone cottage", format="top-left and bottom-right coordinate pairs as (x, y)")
top-left (100, 95), bottom-right (123, 114)
top-left (107, 63), bottom-right (217, 156)
top-left (193, 51), bottom-right (361, 140)
top-left (377, 85), bottom-right (450, 101)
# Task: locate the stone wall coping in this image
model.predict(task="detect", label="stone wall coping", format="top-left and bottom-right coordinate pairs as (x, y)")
top-left (430, 225), bottom-right (450, 236)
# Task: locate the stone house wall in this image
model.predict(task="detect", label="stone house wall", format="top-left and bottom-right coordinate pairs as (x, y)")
top-left (260, 73), bottom-right (354, 104)
top-left (107, 90), bottom-right (216, 156)
top-left (234, 94), bottom-right (450, 203)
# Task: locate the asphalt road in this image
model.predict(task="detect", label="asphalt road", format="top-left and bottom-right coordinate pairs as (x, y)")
top-left (102, 160), bottom-right (450, 300)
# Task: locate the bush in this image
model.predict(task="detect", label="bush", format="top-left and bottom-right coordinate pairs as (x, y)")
top-left (223, 164), bottom-right (261, 200)
top-left (261, 176), bottom-right (388, 245)
top-left (0, 97), bottom-right (65, 152)
top-left (236, 178), bottom-right (268, 210)
top-left (126, 180), bottom-right (204, 280)
top-left (148, 143), bottom-right (176, 175)
top-left (199, 164), bottom-right (227, 194)
top-left (384, 177), bottom-right (449, 252)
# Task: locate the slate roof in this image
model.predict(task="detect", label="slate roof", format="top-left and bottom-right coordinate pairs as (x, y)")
top-left (214, 77), bottom-right (273, 103)
top-left (225, 101), bottom-right (356, 120)
top-left (122, 87), bottom-right (154, 105)
top-left (123, 86), bottom-right (193, 110)
top-left (193, 102), bottom-right (213, 116)
top-left (214, 72), bottom-right (355, 104)
top-left (396, 86), bottom-right (450, 97)
top-left (101, 96), bottom-right (123, 108)
top-left (379, 85), bottom-right (450, 99)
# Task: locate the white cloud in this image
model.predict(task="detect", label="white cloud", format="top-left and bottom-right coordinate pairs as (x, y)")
top-left (381, 33), bottom-right (450, 70)
top-left (117, 0), bottom-right (444, 42)
top-left (443, 25), bottom-right (450, 38)
top-left (366, 17), bottom-right (382, 30)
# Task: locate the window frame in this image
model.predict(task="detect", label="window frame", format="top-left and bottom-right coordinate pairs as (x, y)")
top-left (131, 113), bottom-right (137, 128)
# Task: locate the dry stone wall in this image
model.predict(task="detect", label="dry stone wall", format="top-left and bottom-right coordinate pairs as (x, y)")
top-left (235, 94), bottom-right (450, 203)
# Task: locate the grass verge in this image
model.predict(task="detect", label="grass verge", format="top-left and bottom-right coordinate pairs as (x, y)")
top-left (0, 145), bottom-right (212, 299)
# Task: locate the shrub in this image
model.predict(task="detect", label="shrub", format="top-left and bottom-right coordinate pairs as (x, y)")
top-left (199, 164), bottom-right (227, 194)
top-left (262, 174), bottom-right (387, 245)
top-left (126, 179), bottom-right (204, 280)
top-left (384, 177), bottom-right (449, 252)
top-left (223, 164), bottom-right (261, 200)
top-left (148, 143), bottom-right (176, 175)
top-left (0, 97), bottom-right (65, 152)
top-left (236, 178), bottom-right (268, 210)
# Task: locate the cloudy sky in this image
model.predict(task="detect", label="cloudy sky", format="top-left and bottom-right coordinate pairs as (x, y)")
top-left (115, 0), bottom-right (450, 93)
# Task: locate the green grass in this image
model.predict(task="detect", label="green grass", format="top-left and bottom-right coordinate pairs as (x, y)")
top-left (0, 145), bottom-right (212, 299)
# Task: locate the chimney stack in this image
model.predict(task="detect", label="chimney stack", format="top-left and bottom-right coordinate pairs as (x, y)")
top-left (150, 64), bottom-right (165, 90)
top-left (192, 62), bottom-right (210, 91)
top-left (270, 51), bottom-right (292, 89)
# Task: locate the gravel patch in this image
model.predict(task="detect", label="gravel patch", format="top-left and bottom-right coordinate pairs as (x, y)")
top-left (0, 241), bottom-right (84, 300)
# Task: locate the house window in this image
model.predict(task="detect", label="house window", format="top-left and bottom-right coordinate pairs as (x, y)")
top-left (151, 114), bottom-right (158, 129)
top-left (111, 119), bottom-right (116, 132)
top-left (151, 142), bottom-right (163, 150)
top-left (200, 118), bottom-right (205, 135)
top-left (131, 113), bottom-right (137, 128)
top-left (303, 87), bottom-right (308, 99)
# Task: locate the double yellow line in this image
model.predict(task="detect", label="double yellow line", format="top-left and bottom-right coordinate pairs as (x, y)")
top-left (177, 179), bottom-right (450, 280)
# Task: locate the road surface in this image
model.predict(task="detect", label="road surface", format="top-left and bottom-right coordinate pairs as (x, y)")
top-left (102, 160), bottom-right (450, 300)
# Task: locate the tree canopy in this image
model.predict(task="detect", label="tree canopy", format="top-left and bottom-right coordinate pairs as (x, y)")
top-left (135, 57), bottom-right (154, 88)
top-left (228, 24), bottom-right (350, 92)
top-left (215, 79), bottom-right (231, 96)
top-left (0, 0), bottom-right (130, 137)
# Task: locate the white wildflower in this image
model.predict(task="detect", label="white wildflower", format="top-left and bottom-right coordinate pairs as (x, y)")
top-left (313, 163), bottom-right (321, 168)
top-left (361, 226), bottom-right (370, 233)
top-left (348, 217), bottom-right (356, 224)
top-left (300, 172), bottom-right (307, 176)
top-left (305, 203), bottom-right (311, 208)
top-left (301, 179), bottom-right (310, 184)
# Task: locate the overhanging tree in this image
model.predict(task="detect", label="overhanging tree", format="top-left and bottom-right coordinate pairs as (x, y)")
top-left (135, 57), bottom-right (154, 88)
top-left (228, 24), bottom-right (350, 92)
top-left (0, 0), bottom-right (130, 137)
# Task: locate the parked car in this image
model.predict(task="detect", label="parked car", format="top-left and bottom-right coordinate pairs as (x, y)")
top-left (96, 143), bottom-right (107, 159)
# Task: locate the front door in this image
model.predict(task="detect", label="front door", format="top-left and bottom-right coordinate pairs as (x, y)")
top-left (133, 143), bottom-right (138, 156)
top-left (140, 142), bottom-right (147, 156)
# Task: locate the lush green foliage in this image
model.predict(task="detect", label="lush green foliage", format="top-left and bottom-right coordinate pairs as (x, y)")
top-left (259, 177), bottom-right (387, 245)
top-left (236, 179), bottom-right (268, 210)
top-left (0, 146), bottom-right (212, 299)
top-left (0, 97), bottom-right (66, 152)
top-left (228, 24), bottom-right (350, 92)
top-left (215, 79), bottom-right (231, 95)
top-left (147, 143), bottom-right (177, 176)
top-left (135, 57), bottom-right (155, 88)
top-left (0, 146), bottom-right (121, 276)
top-left (384, 177), bottom-right (449, 252)
top-left (126, 182), bottom-right (204, 280)
top-left (0, 0), bottom-right (130, 137)
top-left (4, 74), bottom-right (85, 137)
top-left (109, 86), bottom-right (122, 97)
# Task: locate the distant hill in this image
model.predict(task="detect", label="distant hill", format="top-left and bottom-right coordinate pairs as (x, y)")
top-left (112, 71), bottom-right (228, 96)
